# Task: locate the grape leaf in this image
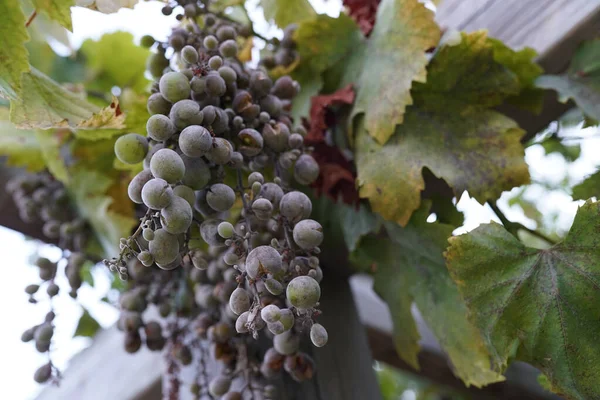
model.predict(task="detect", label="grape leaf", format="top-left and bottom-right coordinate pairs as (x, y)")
top-left (77, 0), bottom-right (138, 13)
top-left (35, 129), bottom-right (70, 183)
top-left (0, 0), bottom-right (30, 100)
top-left (74, 307), bottom-right (101, 338)
top-left (342, 0), bottom-right (441, 145)
top-left (260, 0), bottom-right (315, 28)
top-left (541, 136), bottom-right (581, 162)
top-left (0, 108), bottom-right (45, 171)
top-left (536, 39), bottom-right (600, 121)
top-left (572, 171), bottom-right (600, 200)
top-left (355, 31), bottom-right (530, 226)
top-left (80, 32), bottom-right (150, 93)
top-left (10, 67), bottom-right (125, 130)
top-left (352, 205), bottom-right (505, 386)
top-left (445, 201), bottom-right (600, 399)
top-left (32, 0), bottom-right (74, 31)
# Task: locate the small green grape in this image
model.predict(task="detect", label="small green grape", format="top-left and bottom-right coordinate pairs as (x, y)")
top-left (114, 133), bottom-right (148, 165)
top-left (159, 72), bottom-right (190, 103)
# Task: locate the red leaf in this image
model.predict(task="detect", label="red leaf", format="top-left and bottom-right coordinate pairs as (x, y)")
top-left (306, 84), bottom-right (355, 144)
top-left (343, 0), bottom-right (381, 35)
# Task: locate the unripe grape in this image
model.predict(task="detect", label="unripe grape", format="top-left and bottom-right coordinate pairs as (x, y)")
top-left (147, 52), bottom-right (170, 78)
top-left (219, 40), bottom-right (238, 58)
top-left (229, 287), bottom-right (251, 315)
top-left (147, 93), bottom-right (172, 116)
top-left (137, 250), bottom-right (154, 266)
top-left (200, 219), bottom-right (226, 247)
top-left (206, 138), bottom-right (233, 165)
top-left (35, 323), bottom-right (54, 342)
top-left (33, 363), bottom-right (52, 383)
top-left (140, 34), bottom-right (154, 48)
top-left (159, 72), bottom-right (190, 103)
top-left (203, 35), bottom-right (218, 50)
top-left (235, 311), bottom-right (249, 333)
top-left (128, 169), bottom-right (153, 204)
top-left (169, 99), bottom-right (204, 130)
top-left (179, 125), bottom-right (212, 157)
top-left (246, 246), bottom-right (282, 279)
top-left (181, 45), bottom-right (198, 64)
top-left (273, 331), bottom-right (300, 355)
top-left (172, 185), bottom-right (195, 207)
top-left (280, 191), bottom-right (312, 223)
top-left (248, 172), bottom-right (264, 186)
top-left (114, 133), bottom-right (148, 165)
top-left (217, 221), bottom-right (234, 238)
top-left (190, 250), bottom-right (208, 270)
top-left (261, 304), bottom-right (281, 324)
top-left (124, 331), bottom-right (142, 353)
top-left (21, 328), bottom-right (35, 343)
top-left (268, 321), bottom-right (285, 335)
top-left (209, 376), bottom-right (232, 397)
top-left (216, 25), bottom-right (236, 41)
top-left (265, 278), bottom-right (283, 295)
top-left (205, 74), bottom-right (226, 97)
top-left (259, 183), bottom-right (284, 211)
top-left (286, 276), bottom-right (320, 309)
top-left (25, 284), bottom-right (39, 295)
top-left (252, 198), bottom-right (273, 220)
top-left (46, 283), bottom-right (59, 297)
top-left (141, 178), bottom-right (173, 210)
top-left (181, 154), bottom-right (210, 190)
top-left (150, 148), bottom-right (185, 183)
top-left (293, 219), bottom-right (323, 249)
top-left (146, 114), bottom-right (176, 141)
top-left (263, 123), bottom-right (290, 152)
top-left (160, 196), bottom-right (192, 234)
top-left (310, 323), bottom-right (328, 347)
top-left (294, 154), bottom-right (319, 185)
top-left (206, 184), bottom-right (235, 212)
top-left (279, 308), bottom-right (294, 331)
top-left (238, 128), bottom-right (263, 157)
top-left (190, 76), bottom-right (206, 93)
top-left (218, 66), bottom-right (237, 84)
top-left (149, 228), bottom-right (179, 265)
top-left (208, 55), bottom-right (223, 70)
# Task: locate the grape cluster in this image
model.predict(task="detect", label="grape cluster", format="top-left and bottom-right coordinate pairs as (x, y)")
top-left (7, 172), bottom-right (94, 384)
top-left (106, 3), bottom-right (327, 398)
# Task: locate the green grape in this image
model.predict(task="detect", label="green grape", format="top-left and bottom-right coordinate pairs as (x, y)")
top-left (169, 99), bottom-right (204, 129)
top-left (206, 183), bottom-right (235, 212)
top-left (183, 3), bottom-right (196, 17)
top-left (223, 252), bottom-right (239, 265)
top-left (146, 114), bottom-right (176, 141)
top-left (252, 198), bottom-right (273, 220)
top-left (173, 185), bottom-right (195, 207)
top-left (206, 138), bottom-right (233, 165)
top-left (208, 55), bottom-right (223, 70)
top-left (259, 183), bottom-right (284, 211)
top-left (293, 219), bottom-right (323, 249)
top-left (203, 35), bottom-right (218, 50)
top-left (268, 321), bottom-right (285, 335)
top-left (262, 123), bottom-right (290, 152)
top-left (142, 228), bottom-right (155, 241)
top-left (159, 71), bottom-right (191, 103)
top-left (219, 40), bottom-right (238, 58)
top-left (137, 250), bottom-right (154, 267)
top-left (217, 221), bottom-right (234, 238)
top-left (286, 276), bottom-right (320, 309)
top-left (209, 376), bottom-right (232, 397)
top-left (246, 246), bottom-right (282, 279)
top-left (149, 228), bottom-right (179, 265)
top-left (147, 52), bottom-right (170, 78)
top-left (21, 328), bottom-right (35, 343)
top-left (141, 178), bottom-right (173, 209)
top-left (235, 311), bottom-right (249, 333)
top-left (181, 154), bottom-right (210, 190)
top-left (169, 33), bottom-right (186, 51)
top-left (147, 93), bottom-right (172, 116)
top-left (310, 323), bottom-right (328, 347)
top-left (149, 148), bottom-right (185, 183)
top-left (294, 154), bottom-right (319, 185)
top-left (280, 191), bottom-right (312, 223)
top-left (114, 133), bottom-right (148, 165)
top-left (35, 323), bottom-right (54, 342)
top-left (205, 74), bottom-right (226, 97)
top-left (190, 250), bottom-right (208, 270)
top-left (179, 125), bottom-right (212, 157)
top-left (229, 287), bottom-right (250, 315)
top-left (33, 363), bottom-right (52, 383)
top-left (200, 219), bottom-right (226, 247)
top-left (218, 66), bottom-right (237, 84)
top-left (46, 283), bottom-right (59, 297)
top-left (264, 278), bottom-right (283, 295)
top-left (260, 304), bottom-right (281, 324)
top-left (190, 76), bottom-right (206, 93)
top-left (273, 331), bottom-right (300, 355)
top-left (279, 308), bottom-right (294, 331)
top-left (140, 35), bottom-right (155, 48)
top-left (25, 284), bottom-right (39, 295)
top-left (181, 45), bottom-right (198, 64)
top-left (128, 169), bottom-right (153, 204)
top-left (238, 128), bottom-right (263, 157)
top-left (160, 195), bottom-right (192, 234)
top-left (216, 25), bottom-right (236, 41)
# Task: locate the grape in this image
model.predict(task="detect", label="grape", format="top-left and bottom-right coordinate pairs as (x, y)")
top-left (150, 148), bottom-right (185, 183)
top-left (190, 250), bottom-right (208, 270)
top-left (286, 276), bottom-right (320, 309)
top-left (212, 108), bottom-right (229, 135)
top-left (21, 328), bottom-right (35, 343)
top-left (175, 345), bottom-right (193, 365)
top-left (263, 123), bottom-right (290, 152)
top-left (201, 105), bottom-right (217, 125)
top-left (169, 33), bottom-right (185, 51)
top-left (114, 133), bottom-right (148, 165)
top-left (246, 246), bottom-right (283, 279)
top-left (149, 228), bottom-right (179, 265)
top-left (190, 76), bottom-right (206, 93)
top-left (35, 323), bottom-right (54, 342)
top-left (205, 74), bottom-right (226, 97)
top-left (200, 219), bottom-right (226, 247)
top-left (25, 284), bottom-right (39, 295)
top-left (259, 183), bottom-right (284, 211)
top-left (293, 219), bottom-right (323, 250)
top-left (124, 331), bottom-right (142, 353)
top-left (268, 321), bottom-right (285, 335)
top-left (252, 198), bottom-right (273, 220)
top-left (181, 45), bottom-right (198, 64)
top-left (250, 71), bottom-right (273, 98)
top-left (248, 172), bottom-right (264, 186)
top-left (273, 331), bottom-right (300, 355)
top-left (218, 66), bottom-right (237, 84)
top-left (219, 40), bottom-right (238, 58)
top-left (310, 323), bottom-right (328, 347)
top-left (209, 376), bottom-right (232, 397)
top-left (279, 308), bottom-right (294, 331)
top-left (141, 178), bottom-right (173, 210)
top-left (216, 25), bottom-right (236, 41)
top-left (261, 304), bottom-right (281, 323)
top-left (181, 154), bottom-right (210, 190)
top-left (173, 185), bottom-right (195, 207)
top-left (260, 95), bottom-right (282, 118)
top-left (284, 352), bottom-right (315, 382)
top-left (280, 191), bottom-right (312, 223)
top-left (147, 52), bottom-right (170, 78)
top-left (294, 154), bottom-right (319, 185)
top-left (178, 125), bottom-right (212, 157)
top-left (208, 55), bottom-right (223, 70)
top-left (238, 128), bottom-right (263, 156)
top-left (140, 35), bottom-right (155, 48)
top-left (46, 283), bottom-right (59, 297)
top-left (137, 250), bottom-right (154, 266)
top-left (206, 183), bottom-right (235, 212)
top-left (217, 221), bottom-right (234, 238)
top-left (203, 35), bottom-right (218, 50)
top-left (128, 170), bottom-right (153, 205)
top-left (169, 99), bottom-right (204, 129)
top-left (272, 76), bottom-right (298, 99)
top-left (223, 252), bottom-right (239, 265)
top-left (34, 363), bottom-right (52, 383)
top-left (223, 392), bottom-right (242, 400)
top-left (147, 93), bottom-right (172, 116)
top-left (289, 133), bottom-right (303, 149)
top-left (159, 72), bottom-right (190, 103)
top-left (264, 278), bottom-right (283, 295)
top-left (146, 114), bottom-right (176, 141)
top-left (160, 196), bottom-right (192, 234)
top-left (229, 287), bottom-right (250, 315)
top-left (206, 138), bottom-right (233, 165)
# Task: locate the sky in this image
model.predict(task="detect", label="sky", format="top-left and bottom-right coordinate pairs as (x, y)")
top-left (1, 1), bottom-right (599, 399)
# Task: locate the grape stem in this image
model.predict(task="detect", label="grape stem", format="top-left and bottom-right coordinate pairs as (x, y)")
top-left (25, 10), bottom-right (37, 27)
top-left (487, 201), bottom-right (557, 245)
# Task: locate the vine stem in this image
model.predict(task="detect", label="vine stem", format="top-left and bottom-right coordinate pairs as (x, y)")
top-left (487, 201), bottom-right (557, 245)
top-left (25, 10), bottom-right (37, 27)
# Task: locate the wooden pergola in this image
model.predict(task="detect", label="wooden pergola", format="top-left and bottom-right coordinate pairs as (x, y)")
top-left (1, 0), bottom-right (597, 399)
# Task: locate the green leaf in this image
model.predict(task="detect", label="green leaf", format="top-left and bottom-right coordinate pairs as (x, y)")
top-left (35, 130), bottom-right (69, 183)
top-left (572, 171), bottom-right (600, 200)
top-left (343, 0), bottom-right (441, 145)
top-left (0, 0), bottom-right (30, 100)
top-left (0, 108), bottom-right (45, 171)
top-left (334, 203), bottom-right (381, 252)
top-left (260, 0), bottom-right (315, 28)
top-left (541, 136), bottom-right (581, 162)
top-left (32, 0), bottom-right (74, 31)
top-left (445, 201), bottom-right (600, 399)
top-left (10, 67), bottom-right (125, 130)
top-left (353, 205), bottom-right (505, 386)
top-left (80, 32), bottom-right (150, 93)
top-left (79, 261), bottom-right (95, 287)
top-left (74, 307), bottom-right (101, 338)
